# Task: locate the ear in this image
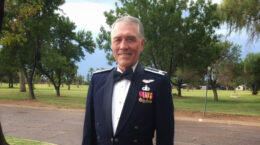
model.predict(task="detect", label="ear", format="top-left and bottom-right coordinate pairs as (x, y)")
top-left (140, 38), bottom-right (145, 51)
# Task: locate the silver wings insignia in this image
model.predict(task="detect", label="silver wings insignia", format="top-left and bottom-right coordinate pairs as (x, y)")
top-left (142, 79), bottom-right (154, 84)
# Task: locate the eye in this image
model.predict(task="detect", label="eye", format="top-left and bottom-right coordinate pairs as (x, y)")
top-left (113, 38), bottom-right (121, 43)
top-left (126, 37), bottom-right (136, 42)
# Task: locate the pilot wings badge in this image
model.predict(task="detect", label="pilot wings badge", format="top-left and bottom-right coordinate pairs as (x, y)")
top-left (142, 79), bottom-right (154, 84)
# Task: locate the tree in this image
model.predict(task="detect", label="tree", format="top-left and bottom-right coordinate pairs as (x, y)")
top-left (219, 0), bottom-right (260, 41)
top-left (64, 63), bottom-right (77, 90)
top-left (97, 0), bottom-right (222, 97)
top-left (37, 16), bottom-right (95, 96)
top-left (18, 71), bottom-right (26, 92)
top-left (1, 0), bottom-right (65, 99)
top-left (86, 67), bottom-right (94, 84)
top-left (0, 122), bottom-right (9, 145)
top-left (0, 0), bottom-right (4, 30)
top-left (208, 41), bottom-right (241, 101)
top-left (244, 53), bottom-right (260, 95)
top-left (0, 46), bottom-right (18, 88)
top-left (75, 74), bottom-right (85, 87)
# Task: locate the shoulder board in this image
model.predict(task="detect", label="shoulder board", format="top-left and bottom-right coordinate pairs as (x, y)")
top-left (144, 67), bottom-right (166, 76)
top-left (93, 68), bottom-right (113, 74)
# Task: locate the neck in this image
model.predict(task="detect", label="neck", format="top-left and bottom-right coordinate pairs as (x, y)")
top-left (118, 66), bottom-right (131, 72)
top-left (118, 62), bottom-right (138, 72)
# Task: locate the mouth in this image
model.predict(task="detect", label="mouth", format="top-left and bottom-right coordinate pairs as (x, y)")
top-left (118, 52), bottom-right (132, 56)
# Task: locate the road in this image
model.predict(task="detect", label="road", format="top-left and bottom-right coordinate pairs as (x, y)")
top-left (0, 105), bottom-right (260, 145)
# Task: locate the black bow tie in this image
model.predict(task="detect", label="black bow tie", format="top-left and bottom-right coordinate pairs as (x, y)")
top-left (113, 68), bottom-right (134, 83)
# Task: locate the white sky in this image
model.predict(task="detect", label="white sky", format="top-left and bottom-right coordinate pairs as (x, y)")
top-left (59, 0), bottom-right (259, 76)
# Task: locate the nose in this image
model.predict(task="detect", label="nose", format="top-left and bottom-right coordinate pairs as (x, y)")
top-left (119, 39), bottom-right (128, 50)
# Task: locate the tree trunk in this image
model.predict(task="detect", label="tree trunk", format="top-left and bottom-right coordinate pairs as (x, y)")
top-left (177, 86), bottom-right (181, 97)
top-left (19, 71), bottom-right (26, 92)
top-left (55, 85), bottom-right (60, 96)
top-left (68, 84), bottom-right (70, 90)
top-left (212, 87), bottom-right (218, 101)
top-left (0, 0), bottom-right (5, 31)
top-left (210, 80), bottom-right (218, 101)
top-left (0, 122), bottom-right (9, 145)
top-left (28, 79), bottom-right (36, 99)
top-left (252, 85), bottom-right (259, 95)
top-left (8, 75), bottom-right (13, 88)
top-left (26, 36), bottom-right (41, 99)
top-left (177, 80), bottom-right (183, 97)
top-left (8, 82), bottom-right (13, 88)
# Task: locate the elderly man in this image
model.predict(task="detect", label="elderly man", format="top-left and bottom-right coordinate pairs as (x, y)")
top-left (82, 15), bottom-right (174, 145)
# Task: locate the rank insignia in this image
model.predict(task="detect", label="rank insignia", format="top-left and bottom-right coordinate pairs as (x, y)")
top-left (139, 91), bottom-right (153, 104)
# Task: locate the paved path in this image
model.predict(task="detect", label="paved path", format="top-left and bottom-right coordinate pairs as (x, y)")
top-left (1, 105), bottom-right (260, 145)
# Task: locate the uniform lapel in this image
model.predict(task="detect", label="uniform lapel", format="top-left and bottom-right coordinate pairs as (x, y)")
top-left (103, 68), bottom-right (115, 136)
top-left (115, 63), bottom-right (144, 135)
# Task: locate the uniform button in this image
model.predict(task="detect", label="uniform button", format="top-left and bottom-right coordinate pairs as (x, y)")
top-left (111, 138), bottom-right (113, 142)
top-left (133, 139), bottom-right (138, 143)
top-left (97, 136), bottom-right (100, 140)
top-left (114, 138), bottom-right (119, 142)
top-left (134, 125), bottom-right (139, 130)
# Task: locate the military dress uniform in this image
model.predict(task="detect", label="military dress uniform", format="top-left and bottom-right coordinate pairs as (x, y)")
top-left (82, 63), bottom-right (174, 145)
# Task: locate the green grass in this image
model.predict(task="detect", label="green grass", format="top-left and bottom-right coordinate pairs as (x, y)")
top-left (5, 136), bottom-right (56, 145)
top-left (0, 83), bottom-right (87, 109)
top-left (173, 89), bottom-right (260, 116)
top-left (0, 83), bottom-right (260, 116)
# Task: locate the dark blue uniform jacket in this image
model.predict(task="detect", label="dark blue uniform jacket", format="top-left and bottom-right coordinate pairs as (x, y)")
top-left (82, 63), bottom-right (174, 145)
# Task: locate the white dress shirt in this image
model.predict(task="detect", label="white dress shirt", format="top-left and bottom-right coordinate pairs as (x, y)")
top-left (112, 63), bottom-right (138, 134)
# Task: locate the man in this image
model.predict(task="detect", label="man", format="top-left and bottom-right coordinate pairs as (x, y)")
top-left (82, 15), bottom-right (174, 145)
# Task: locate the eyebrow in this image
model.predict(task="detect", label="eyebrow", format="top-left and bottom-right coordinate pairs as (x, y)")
top-left (113, 35), bottom-right (136, 39)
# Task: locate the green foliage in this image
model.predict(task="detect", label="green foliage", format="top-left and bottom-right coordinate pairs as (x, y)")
top-left (0, 46), bottom-right (18, 86)
top-left (207, 41), bottom-right (242, 101)
top-left (1, 0), bottom-right (95, 98)
top-left (219, 0), bottom-right (260, 41)
top-left (210, 41), bottom-right (242, 85)
top-left (98, 0), bottom-right (225, 97)
top-left (243, 53), bottom-right (260, 95)
top-left (37, 15), bottom-right (95, 96)
top-left (0, 0), bottom-right (66, 99)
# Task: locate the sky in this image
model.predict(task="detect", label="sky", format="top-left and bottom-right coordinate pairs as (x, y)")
top-left (59, 0), bottom-right (260, 77)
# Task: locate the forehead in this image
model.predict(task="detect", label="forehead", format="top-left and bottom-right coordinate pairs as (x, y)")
top-left (112, 22), bottom-right (138, 38)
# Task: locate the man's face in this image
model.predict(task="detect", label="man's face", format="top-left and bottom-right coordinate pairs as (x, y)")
top-left (111, 22), bottom-right (145, 71)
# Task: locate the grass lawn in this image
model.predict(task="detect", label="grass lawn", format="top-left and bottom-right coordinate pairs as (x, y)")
top-left (0, 83), bottom-right (87, 109)
top-left (173, 89), bottom-right (260, 116)
top-left (0, 83), bottom-right (260, 116)
top-left (5, 136), bottom-right (56, 145)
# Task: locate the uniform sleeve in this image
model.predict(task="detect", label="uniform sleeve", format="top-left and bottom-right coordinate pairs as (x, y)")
top-left (82, 77), bottom-right (97, 145)
top-left (156, 75), bottom-right (175, 145)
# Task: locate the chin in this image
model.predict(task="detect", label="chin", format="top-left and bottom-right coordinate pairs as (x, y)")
top-left (118, 62), bottom-right (132, 68)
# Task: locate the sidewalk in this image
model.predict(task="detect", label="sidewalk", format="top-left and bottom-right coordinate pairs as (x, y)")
top-left (1, 104), bottom-right (260, 145)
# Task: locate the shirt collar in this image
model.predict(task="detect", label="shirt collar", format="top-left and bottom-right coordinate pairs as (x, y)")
top-left (117, 62), bottom-right (138, 73)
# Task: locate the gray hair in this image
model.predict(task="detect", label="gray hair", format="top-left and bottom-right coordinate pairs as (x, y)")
top-left (111, 15), bottom-right (144, 39)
